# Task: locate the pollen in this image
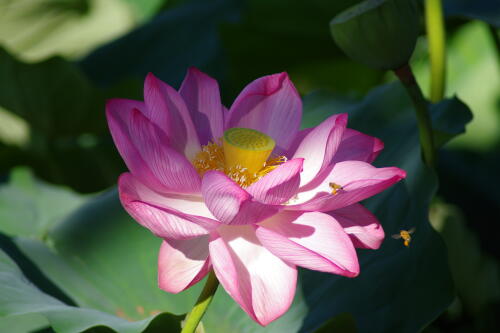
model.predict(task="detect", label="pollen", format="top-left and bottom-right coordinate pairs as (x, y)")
top-left (192, 129), bottom-right (287, 188)
top-left (192, 140), bottom-right (225, 174)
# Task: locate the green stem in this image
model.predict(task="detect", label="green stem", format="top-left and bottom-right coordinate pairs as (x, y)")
top-left (425, 0), bottom-right (446, 102)
top-left (394, 64), bottom-right (436, 169)
top-left (181, 271), bottom-right (219, 333)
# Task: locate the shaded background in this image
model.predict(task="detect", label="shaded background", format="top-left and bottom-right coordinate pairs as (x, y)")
top-left (0, 0), bottom-right (499, 332)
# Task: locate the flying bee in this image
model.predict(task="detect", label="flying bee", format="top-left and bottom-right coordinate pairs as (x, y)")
top-left (329, 182), bottom-right (343, 195)
top-left (392, 227), bottom-right (416, 247)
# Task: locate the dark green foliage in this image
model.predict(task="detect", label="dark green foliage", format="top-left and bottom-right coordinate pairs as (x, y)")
top-left (0, 48), bottom-right (127, 192)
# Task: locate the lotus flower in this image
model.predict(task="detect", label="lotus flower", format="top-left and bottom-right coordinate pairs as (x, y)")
top-left (106, 68), bottom-right (406, 325)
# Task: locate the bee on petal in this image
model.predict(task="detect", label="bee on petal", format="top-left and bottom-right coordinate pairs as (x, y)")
top-left (329, 182), bottom-right (343, 195)
top-left (392, 227), bottom-right (415, 247)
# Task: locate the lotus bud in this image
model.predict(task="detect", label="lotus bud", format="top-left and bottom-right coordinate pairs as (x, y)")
top-left (330, 0), bottom-right (420, 70)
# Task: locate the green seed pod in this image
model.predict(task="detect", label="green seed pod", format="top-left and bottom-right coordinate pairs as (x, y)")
top-left (330, 0), bottom-right (420, 70)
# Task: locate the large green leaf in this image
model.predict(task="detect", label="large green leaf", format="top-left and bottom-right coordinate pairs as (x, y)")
top-left (121, 0), bottom-right (169, 20)
top-left (430, 97), bottom-right (473, 148)
top-left (0, 247), bottom-right (184, 333)
top-left (0, 168), bottom-right (87, 238)
top-left (0, 313), bottom-right (49, 333)
top-left (0, 0), bottom-right (135, 61)
top-left (0, 172), bottom-right (185, 332)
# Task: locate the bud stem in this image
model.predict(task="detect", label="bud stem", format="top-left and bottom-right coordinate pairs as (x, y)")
top-left (394, 64), bottom-right (436, 169)
top-left (181, 271), bottom-right (219, 333)
top-left (425, 0), bottom-right (446, 102)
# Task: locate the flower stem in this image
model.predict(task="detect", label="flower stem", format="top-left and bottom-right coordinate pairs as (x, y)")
top-left (394, 64), bottom-right (436, 169)
top-left (425, 0), bottom-right (446, 102)
top-left (181, 271), bottom-right (219, 333)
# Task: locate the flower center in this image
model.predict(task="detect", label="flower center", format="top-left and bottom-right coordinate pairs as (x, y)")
top-left (192, 128), bottom-right (286, 187)
top-left (223, 128), bottom-right (275, 174)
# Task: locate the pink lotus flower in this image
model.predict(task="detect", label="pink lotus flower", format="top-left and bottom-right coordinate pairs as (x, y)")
top-left (106, 68), bottom-right (406, 325)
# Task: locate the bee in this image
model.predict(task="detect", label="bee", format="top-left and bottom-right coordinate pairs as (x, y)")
top-left (329, 182), bottom-right (343, 195)
top-left (392, 227), bottom-right (416, 247)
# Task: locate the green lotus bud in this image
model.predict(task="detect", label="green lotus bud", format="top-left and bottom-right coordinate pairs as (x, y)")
top-left (330, 0), bottom-right (420, 70)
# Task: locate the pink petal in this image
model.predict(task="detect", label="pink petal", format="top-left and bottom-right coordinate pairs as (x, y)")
top-left (246, 158), bottom-right (304, 205)
top-left (106, 98), bottom-right (169, 193)
top-left (144, 73), bottom-right (200, 160)
top-left (201, 171), bottom-right (281, 225)
top-left (119, 173), bottom-right (219, 240)
top-left (286, 128), bottom-right (313, 157)
top-left (328, 203), bottom-right (384, 249)
top-left (287, 161), bottom-right (406, 212)
top-left (256, 211), bottom-right (359, 277)
top-left (332, 128), bottom-right (384, 164)
top-left (209, 225), bottom-right (297, 326)
top-left (129, 109), bottom-right (201, 194)
top-left (292, 114), bottom-right (348, 188)
top-left (226, 72), bottom-right (302, 153)
top-left (158, 237), bottom-right (210, 293)
top-left (179, 67), bottom-right (225, 145)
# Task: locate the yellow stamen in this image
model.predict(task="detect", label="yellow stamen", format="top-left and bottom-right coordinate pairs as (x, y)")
top-left (192, 128), bottom-right (286, 188)
top-left (192, 140), bottom-right (225, 175)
